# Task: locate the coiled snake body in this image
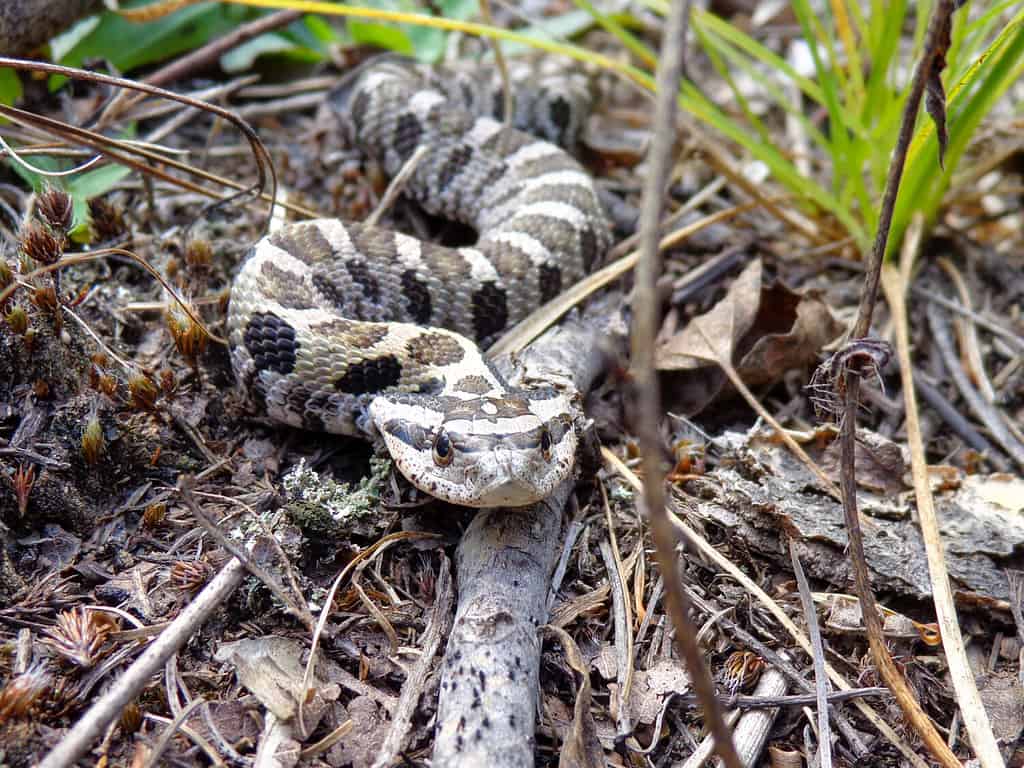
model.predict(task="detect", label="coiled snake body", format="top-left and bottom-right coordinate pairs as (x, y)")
top-left (228, 58), bottom-right (612, 507)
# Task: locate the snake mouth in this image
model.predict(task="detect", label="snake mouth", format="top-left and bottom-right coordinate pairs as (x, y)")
top-left (469, 477), bottom-right (547, 508)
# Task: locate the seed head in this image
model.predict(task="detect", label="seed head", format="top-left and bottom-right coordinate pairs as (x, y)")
top-left (36, 186), bottom-right (73, 234)
top-left (82, 414), bottom-right (105, 465)
top-left (87, 197), bottom-right (125, 242)
top-left (119, 701), bottom-right (143, 734)
top-left (0, 662), bottom-right (51, 723)
top-left (170, 558), bottom-right (213, 593)
top-left (142, 502), bottom-right (167, 528)
top-left (5, 305), bottom-right (28, 335)
top-left (11, 463), bottom-right (35, 517)
top-left (184, 238), bottom-right (212, 272)
top-left (128, 373), bottom-right (159, 411)
top-left (20, 220), bottom-right (63, 266)
top-left (165, 300), bottom-right (207, 363)
top-left (42, 607), bottom-right (118, 668)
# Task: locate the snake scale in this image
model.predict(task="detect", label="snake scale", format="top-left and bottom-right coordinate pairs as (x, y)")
top-left (227, 58), bottom-right (612, 507)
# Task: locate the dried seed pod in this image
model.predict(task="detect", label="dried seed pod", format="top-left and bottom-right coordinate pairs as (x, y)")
top-left (142, 502), bottom-right (167, 528)
top-left (30, 284), bottom-right (59, 314)
top-left (36, 186), bottom-right (73, 234)
top-left (119, 701), bottom-right (143, 734)
top-left (42, 607), bottom-right (118, 668)
top-left (97, 374), bottom-right (119, 399)
top-left (20, 220), bottom-right (62, 266)
top-left (88, 197), bottom-right (125, 241)
top-left (170, 559), bottom-right (213, 593)
top-left (11, 463), bottom-right (35, 517)
top-left (128, 373), bottom-right (159, 411)
top-left (4, 305), bottom-right (28, 335)
top-left (719, 650), bottom-right (766, 694)
top-left (184, 238), bottom-right (212, 271)
top-left (159, 369), bottom-right (176, 396)
top-left (0, 662), bottom-right (51, 723)
top-left (82, 414), bottom-right (105, 465)
top-left (165, 300), bottom-right (207, 363)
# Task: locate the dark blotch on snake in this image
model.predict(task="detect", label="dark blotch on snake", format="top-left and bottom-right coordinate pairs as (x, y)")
top-left (349, 88), bottom-right (372, 132)
top-left (345, 259), bottom-right (380, 303)
top-left (394, 113), bottom-right (423, 159)
top-left (383, 419), bottom-right (431, 451)
top-left (580, 226), bottom-right (599, 274)
top-left (406, 332), bottom-right (465, 366)
top-left (286, 385), bottom-right (327, 432)
top-left (538, 263), bottom-right (562, 304)
top-left (470, 282), bottom-right (508, 341)
top-left (439, 145), bottom-right (474, 192)
top-left (548, 96), bottom-right (573, 145)
top-left (453, 375), bottom-right (493, 395)
top-left (334, 355), bottom-right (402, 395)
top-left (401, 270), bottom-right (432, 324)
top-left (311, 272), bottom-right (346, 311)
top-left (243, 312), bottom-right (297, 375)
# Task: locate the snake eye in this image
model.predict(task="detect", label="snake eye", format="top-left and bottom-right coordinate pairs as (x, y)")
top-left (432, 429), bottom-right (454, 467)
top-left (540, 428), bottom-right (553, 461)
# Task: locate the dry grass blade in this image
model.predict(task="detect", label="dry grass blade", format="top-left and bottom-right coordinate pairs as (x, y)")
top-left (880, 245), bottom-right (1004, 766)
top-left (936, 257), bottom-right (996, 403)
top-left (0, 57), bottom-right (300, 225)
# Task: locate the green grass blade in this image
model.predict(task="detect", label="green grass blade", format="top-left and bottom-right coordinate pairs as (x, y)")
top-left (694, 23), bottom-right (783, 148)
top-left (790, 0), bottom-right (855, 195)
top-left (675, 79), bottom-right (867, 247)
top-left (570, 0), bottom-right (657, 68)
top-left (694, 9), bottom-right (826, 105)
top-left (696, 22), bottom-right (832, 152)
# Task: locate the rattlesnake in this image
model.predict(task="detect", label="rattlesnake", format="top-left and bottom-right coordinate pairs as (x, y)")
top-left (227, 57), bottom-right (612, 507)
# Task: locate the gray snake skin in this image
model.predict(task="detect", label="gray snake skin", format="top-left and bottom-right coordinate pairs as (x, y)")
top-left (227, 58), bottom-right (612, 506)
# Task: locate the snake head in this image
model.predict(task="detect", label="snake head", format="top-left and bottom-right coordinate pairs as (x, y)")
top-left (368, 390), bottom-right (578, 508)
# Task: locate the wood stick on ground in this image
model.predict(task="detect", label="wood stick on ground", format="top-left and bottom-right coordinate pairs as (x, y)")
top-left (789, 540), bottom-right (833, 768)
top-left (678, 664), bottom-right (788, 768)
top-left (432, 312), bottom-right (615, 767)
top-left (629, 1), bottom-right (741, 766)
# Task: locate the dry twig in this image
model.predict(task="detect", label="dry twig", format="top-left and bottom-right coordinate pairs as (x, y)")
top-left (826, 2), bottom-right (1002, 764)
top-left (629, 3), bottom-right (741, 766)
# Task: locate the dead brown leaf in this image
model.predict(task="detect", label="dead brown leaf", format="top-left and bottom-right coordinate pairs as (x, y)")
top-left (656, 259), bottom-right (843, 414)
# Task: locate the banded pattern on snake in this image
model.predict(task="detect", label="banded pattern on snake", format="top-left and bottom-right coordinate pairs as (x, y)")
top-left (227, 58), bottom-right (612, 507)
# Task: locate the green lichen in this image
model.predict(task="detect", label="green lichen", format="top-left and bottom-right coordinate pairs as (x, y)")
top-left (281, 457), bottom-right (391, 537)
